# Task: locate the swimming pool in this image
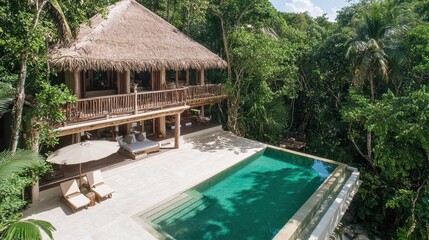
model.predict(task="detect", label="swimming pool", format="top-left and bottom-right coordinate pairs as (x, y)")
top-left (138, 147), bottom-right (350, 239)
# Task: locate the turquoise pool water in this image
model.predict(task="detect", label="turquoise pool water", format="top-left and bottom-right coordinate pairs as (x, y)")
top-left (145, 148), bottom-right (337, 239)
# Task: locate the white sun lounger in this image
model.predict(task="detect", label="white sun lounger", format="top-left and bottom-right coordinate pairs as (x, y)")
top-left (87, 170), bottom-right (115, 201)
top-left (60, 179), bottom-right (90, 212)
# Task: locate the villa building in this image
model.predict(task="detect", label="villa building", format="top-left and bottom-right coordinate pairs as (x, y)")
top-left (50, 0), bottom-right (227, 148)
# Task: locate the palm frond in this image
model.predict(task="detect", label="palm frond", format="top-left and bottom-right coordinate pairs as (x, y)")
top-left (1, 219), bottom-right (55, 240)
top-left (0, 150), bottom-right (44, 180)
top-left (0, 96), bottom-right (14, 117)
top-left (48, 0), bottom-right (72, 44)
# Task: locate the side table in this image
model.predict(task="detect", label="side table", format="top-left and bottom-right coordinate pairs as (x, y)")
top-left (86, 192), bottom-right (96, 207)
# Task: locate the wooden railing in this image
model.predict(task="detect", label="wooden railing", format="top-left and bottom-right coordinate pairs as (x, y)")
top-left (186, 84), bottom-right (227, 106)
top-left (64, 84), bottom-right (226, 123)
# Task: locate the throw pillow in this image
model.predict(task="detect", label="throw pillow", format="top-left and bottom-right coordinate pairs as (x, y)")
top-left (124, 135), bottom-right (135, 144)
top-left (137, 132), bottom-right (146, 142)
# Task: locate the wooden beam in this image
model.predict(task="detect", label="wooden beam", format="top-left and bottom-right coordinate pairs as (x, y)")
top-left (56, 106), bottom-right (190, 137)
top-left (174, 113), bottom-right (180, 148)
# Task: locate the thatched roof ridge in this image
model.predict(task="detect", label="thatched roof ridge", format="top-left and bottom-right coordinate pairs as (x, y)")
top-left (49, 0), bottom-right (227, 71)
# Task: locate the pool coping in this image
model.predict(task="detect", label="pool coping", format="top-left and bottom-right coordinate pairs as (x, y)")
top-left (270, 145), bottom-right (357, 240)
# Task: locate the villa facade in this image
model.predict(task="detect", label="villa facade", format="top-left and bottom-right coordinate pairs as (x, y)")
top-left (50, 0), bottom-right (227, 148)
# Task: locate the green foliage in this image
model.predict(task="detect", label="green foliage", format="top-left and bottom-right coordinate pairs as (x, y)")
top-left (29, 82), bottom-right (76, 147)
top-left (0, 150), bottom-right (49, 232)
top-left (1, 219), bottom-right (55, 240)
top-left (0, 174), bottom-right (31, 230)
top-left (0, 150), bottom-right (44, 180)
top-left (227, 28), bottom-right (300, 143)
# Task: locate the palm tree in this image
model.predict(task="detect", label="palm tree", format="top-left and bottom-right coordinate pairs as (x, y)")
top-left (10, 0), bottom-right (72, 153)
top-left (0, 150), bottom-right (55, 239)
top-left (346, 5), bottom-right (392, 102)
top-left (0, 219), bottom-right (55, 240)
top-left (0, 150), bottom-right (43, 180)
top-left (346, 3), bottom-right (400, 164)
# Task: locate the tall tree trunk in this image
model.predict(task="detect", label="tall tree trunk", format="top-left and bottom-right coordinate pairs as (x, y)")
top-left (10, 53), bottom-right (29, 152)
top-left (219, 16), bottom-right (232, 80)
top-left (367, 71), bottom-right (375, 162)
top-left (369, 73), bottom-right (375, 102)
top-left (9, 1), bottom-right (48, 153)
top-left (166, 0), bottom-right (171, 22)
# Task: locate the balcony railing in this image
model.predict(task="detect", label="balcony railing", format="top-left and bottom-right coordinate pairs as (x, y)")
top-left (64, 84), bottom-right (226, 124)
top-left (186, 84), bottom-right (227, 106)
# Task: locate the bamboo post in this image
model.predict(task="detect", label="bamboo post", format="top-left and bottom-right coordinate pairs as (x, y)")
top-left (174, 113), bottom-right (180, 148)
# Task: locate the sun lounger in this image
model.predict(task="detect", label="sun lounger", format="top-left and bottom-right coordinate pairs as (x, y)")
top-left (116, 133), bottom-right (160, 160)
top-left (87, 170), bottom-right (115, 201)
top-left (60, 179), bottom-right (90, 212)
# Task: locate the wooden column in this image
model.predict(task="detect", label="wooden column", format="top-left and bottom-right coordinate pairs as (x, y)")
top-left (185, 69), bottom-right (189, 86)
top-left (199, 68), bottom-right (205, 85)
top-left (175, 70), bottom-right (179, 87)
top-left (124, 70), bottom-right (131, 93)
top-left (133, 83), bottom-right (138, 115)
top-left (73, 71), bottom-right (81, 143)
top-left (124, 70), bottom-right (132, 134)
top-left (174, 113), bottom-right (180, 148)
top-left (158, 68), bottom-right (166, 137)
top-left (74, 71), bottom-right (81, 98)
top-left (199, 68), bottom-right (205, 116)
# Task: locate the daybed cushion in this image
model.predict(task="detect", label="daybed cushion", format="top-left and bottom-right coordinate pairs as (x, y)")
top-left (119, 139), bottom-right (159, 154)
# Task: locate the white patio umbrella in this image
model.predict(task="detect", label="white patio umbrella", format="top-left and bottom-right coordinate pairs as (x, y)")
top-left (47, 140), bottom-right (119, 186)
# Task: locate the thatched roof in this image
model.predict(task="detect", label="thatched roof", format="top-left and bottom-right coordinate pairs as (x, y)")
top-left (49, 0), bottom-right (227, 72)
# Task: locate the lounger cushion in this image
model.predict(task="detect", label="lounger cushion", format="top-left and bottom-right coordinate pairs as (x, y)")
top-left (67, 194), bottom-right (91, 209)
top-left (60, 179), bottom-right (81, 198)
top-left (91, 184), bottom-right (115, 198)
top-left (119, 139), bottom-right (159, 154)
top-left (87, 170), bottom-right (105, 188)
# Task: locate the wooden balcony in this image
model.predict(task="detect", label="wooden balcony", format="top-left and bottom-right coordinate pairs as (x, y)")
top-left (63, 84), bottom-right (227, 125)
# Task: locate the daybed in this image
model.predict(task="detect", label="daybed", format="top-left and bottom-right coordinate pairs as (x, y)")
top-left (87, 170), bottom-right (115, 201)
top-left (116, 133), bottom-right (160, 160)
top-left (59, 179), bottom-right (90, 212)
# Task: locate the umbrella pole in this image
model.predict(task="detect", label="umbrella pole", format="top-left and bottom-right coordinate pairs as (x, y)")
top-left (79, 164), bottom-right (82, 188)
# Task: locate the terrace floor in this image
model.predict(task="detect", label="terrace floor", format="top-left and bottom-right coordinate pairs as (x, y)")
top-left (24, 126), bottom-right (266, 240)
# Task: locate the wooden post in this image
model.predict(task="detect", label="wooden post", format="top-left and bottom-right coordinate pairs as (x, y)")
top-left (124, 70), bottom-right (132, 133)
top-left (74, 71), bottom-right (81, 98)
top-left (199, 68), bottom-right (205, 117)
top-left (186, 69), bottom-right (189, 86)
top-left (174, 113), bottom-right (180, 148)
top-left (158, 68), bottom-right (167, 137)
top-left (71, 71), bottom-right (81, 144)
top-left (199, 68), bottom-right (205, 85)
top-left (133, 83), bottom-right (138, 115)
top-left (31, 173), bottom-right (40, 203)
top-left (175, 70), bottom-right (179, 87)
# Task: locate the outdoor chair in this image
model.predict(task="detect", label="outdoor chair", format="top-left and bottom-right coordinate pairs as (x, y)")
top-left (59, 179), bottom-right (91, 212)
top-left (87, 170), bottom-right (115, 202)
top-left (197, 115), bottom-right (211, 125)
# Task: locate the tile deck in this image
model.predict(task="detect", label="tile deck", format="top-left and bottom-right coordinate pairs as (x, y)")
top-left (24, 126), bottom-right (265, 240)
